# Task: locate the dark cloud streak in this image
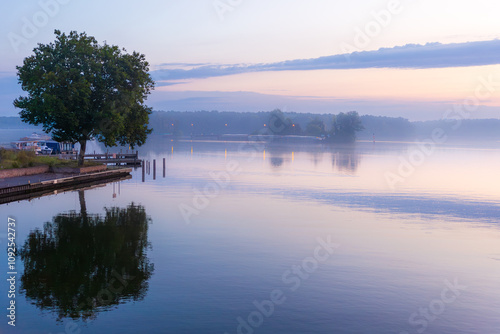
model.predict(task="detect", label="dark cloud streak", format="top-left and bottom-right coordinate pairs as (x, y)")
top-left (152, 40), bottom-right (500, 81)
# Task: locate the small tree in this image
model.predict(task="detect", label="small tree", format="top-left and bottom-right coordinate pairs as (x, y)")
top-left (305, 117), bottom-right (326, 136)
top-left (329, 111), bottom-right (364, 143)
top-left (14, 30), bottom-right (155, 166)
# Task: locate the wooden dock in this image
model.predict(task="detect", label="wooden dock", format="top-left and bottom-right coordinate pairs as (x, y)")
top-left (61, 151), bottom-right (142, 166)
top-left (0, 168), bottom-right (132, 205)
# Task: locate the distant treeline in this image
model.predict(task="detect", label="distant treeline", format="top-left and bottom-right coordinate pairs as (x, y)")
top-left (0, 117), bottom-right (41, 129)
top-left (2, 111), bottom-right (500, 141)
top-left (147, 110), bottom-right (404, 140)
top-left (149, 110), bottom-right (500, 141)
top-left (412, 119), bottom-right (500, 141)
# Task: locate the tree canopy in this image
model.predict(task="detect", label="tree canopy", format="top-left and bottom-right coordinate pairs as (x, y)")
top-left (329, 111), bottom-right (364, 143)
top-left (14, 30), bottom-right (155, 165)
top-left (305, 117), bottom-right (326, 136)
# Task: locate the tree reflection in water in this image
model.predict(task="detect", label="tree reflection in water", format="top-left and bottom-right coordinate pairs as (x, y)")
top-left (19, 190), bottom-right (154, 321)
top-left (331, 147), bottom-right (360, 173)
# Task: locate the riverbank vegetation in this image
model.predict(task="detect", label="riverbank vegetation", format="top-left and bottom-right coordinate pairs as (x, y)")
top-left (149, 109), bottom-right (365, 142)
top-left (0, 149), bottom-right (100, 169)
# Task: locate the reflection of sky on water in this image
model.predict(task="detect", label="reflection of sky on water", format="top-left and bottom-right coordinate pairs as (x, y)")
top-left (134, 141), bottom-right (500, 224)
top-left (2, 140), bottom-right (500, 334)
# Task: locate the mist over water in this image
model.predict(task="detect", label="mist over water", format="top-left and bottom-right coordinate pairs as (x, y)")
top-left (1, 140), bottom-right (499, 334)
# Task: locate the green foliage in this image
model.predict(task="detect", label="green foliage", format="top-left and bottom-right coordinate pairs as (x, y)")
top-left (16, 150), bottom-right (36, 166)
top-left (35, 156), bottom-right (57, 167)
top-left (328, 111), bottom-right (364, 143)
top-left (0, 148), bottom-right (101, 169)
top-left (0, 148), bottom-right (16, 161)
top-left (14, 30), bottom-right (155, 165)
top-left (305, 117), bottom-right (326, 136)
top-left (0, 148), bottom-right (37, 168)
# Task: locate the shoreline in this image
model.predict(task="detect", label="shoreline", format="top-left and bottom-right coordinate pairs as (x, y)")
top-left (0, 168), bottom-right (132, 205)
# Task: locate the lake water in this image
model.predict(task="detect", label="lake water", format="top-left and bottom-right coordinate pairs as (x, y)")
top-left (1, 138), bottom-right (500, 334)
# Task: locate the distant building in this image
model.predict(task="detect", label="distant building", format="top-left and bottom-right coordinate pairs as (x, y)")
top-left (11, 132), bottom-right (75, 155)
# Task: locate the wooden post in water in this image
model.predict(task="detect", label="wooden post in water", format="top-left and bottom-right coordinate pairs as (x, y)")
top-left (142, 160), bottom-right (145, 182)
top-left (153, 159), bottom-right (156, 180)
top-left (163, 158), bottom-right (166, 178)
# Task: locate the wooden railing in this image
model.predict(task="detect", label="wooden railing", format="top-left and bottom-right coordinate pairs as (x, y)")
top-left (60, 151), bottom-right (140, 165)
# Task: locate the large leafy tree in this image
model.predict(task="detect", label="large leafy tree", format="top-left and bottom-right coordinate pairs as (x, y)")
top-left (14, 30), bottom-right (155, 166)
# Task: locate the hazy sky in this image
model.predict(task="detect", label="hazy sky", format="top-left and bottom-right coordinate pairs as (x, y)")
top-left (2, 0), bottom-right (500, 119)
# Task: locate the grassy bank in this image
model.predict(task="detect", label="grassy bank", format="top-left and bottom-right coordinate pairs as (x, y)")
top-left (0, 148), bottom-right (101, 169)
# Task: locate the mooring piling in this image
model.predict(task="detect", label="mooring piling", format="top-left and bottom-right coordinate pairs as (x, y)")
top-left (142, 160), bottom-right (145, 182)
top-left (153, 159), bottom-right (156, 180)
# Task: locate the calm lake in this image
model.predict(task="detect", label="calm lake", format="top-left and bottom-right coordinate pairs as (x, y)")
top-left (1, 138), bottom-right (500, 334)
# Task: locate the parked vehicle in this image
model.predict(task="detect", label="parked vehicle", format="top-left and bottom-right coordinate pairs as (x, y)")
top-left (39, 145), bottom-right (53, 155)
top-left (11, 132), bottom-right (74, 155)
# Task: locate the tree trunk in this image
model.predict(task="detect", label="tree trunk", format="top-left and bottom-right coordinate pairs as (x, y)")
top-left (78, 140), bottom-right (87, 167)
top-left (78, 190), bottom-right (88, 222)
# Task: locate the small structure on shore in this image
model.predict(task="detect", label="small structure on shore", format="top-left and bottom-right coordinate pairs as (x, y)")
top-left (11, 132), bottom-right (75, 155)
